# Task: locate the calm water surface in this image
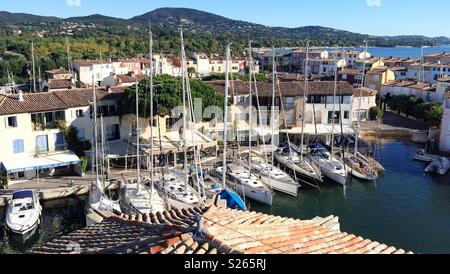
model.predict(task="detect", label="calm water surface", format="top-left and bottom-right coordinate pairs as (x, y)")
top-left (253, 139), bottom-right (450, 254)
top-left (0, 139), bottom-right (449, 254)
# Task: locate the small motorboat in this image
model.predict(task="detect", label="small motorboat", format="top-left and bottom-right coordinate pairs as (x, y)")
top-left (6, 190), bottom-right (42, 235)
top-left (425, 157), bottom-right (450, 175)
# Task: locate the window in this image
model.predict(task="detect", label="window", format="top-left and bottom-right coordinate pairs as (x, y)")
top-left (6, 116), bottom-right (17, 128)
top-left (13, 139), bottom-right (24, 154)
top-left (76, 109), bottom-right (84, 117)
top-left (285, 97), bottom-right (295, 109)
top-left (109, 105), bottom-right (116, 116)
top-left (342, 74), bottom-right (348, 80)
top-left (106, 124), bottom-right (120, 141)
top-left (328, 111), bottom-right (341, 124)
top-left (344, 111), bottom-right (349, 119)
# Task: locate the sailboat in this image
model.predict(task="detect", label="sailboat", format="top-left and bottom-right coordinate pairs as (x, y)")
top-left (120, 28), bottom-right (168, 215)
top-left (309, 46), bottom-right (348, 186)
top-left (273, 43), bottom-right (323, 186)
top-left (87, 81), bottom-right (121, 215)
top-left (343, 42), bottom-right (379, 181)
top-left (153, 28), bottom-right (202, 209)
top-left (236, 48), bottom-right (299, 197)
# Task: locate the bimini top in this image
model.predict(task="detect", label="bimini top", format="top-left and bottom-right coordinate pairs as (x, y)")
top-left (12, 190), bottom-right (33, 200)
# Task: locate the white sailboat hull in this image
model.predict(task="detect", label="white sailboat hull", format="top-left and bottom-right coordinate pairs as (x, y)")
top-left (348, 168), bottom-right (378, 181)
top-left (274, 153), bottom-right (322, 182)
top-left (227, 180), bottom-right (273, 205)
top-left (259, 175), bottom-right (298, 197)
top-left (320, 166), bottom-right (348, 185)
top-left (121, 183), bottom-right (167, 214)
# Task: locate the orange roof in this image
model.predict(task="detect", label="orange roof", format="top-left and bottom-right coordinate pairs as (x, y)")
top-left (31, 206), bottom-right (412, 254)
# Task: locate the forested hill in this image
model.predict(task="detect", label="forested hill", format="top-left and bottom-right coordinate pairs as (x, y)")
top-left (0, 7), bottom-right (449, 48)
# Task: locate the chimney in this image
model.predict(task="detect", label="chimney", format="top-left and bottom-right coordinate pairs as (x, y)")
top-left (18, 90), bottom-right (24, 102)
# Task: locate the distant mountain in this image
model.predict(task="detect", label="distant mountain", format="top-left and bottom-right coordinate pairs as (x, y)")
top-left (0, 11), bottom-right (59, 25)
top-left (0, 7), bottom-right (449, 47)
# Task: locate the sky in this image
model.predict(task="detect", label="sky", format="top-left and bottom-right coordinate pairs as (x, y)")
top-left (0, 0), bottom-right (449, 37)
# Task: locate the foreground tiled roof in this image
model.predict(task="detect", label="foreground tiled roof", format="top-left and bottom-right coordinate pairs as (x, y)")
top-left (0, 87), bottom-right (126, 115)
top-left (206, 80), bottom-right (354, 97)
top-left (30, 206), bottom-right (412, 254)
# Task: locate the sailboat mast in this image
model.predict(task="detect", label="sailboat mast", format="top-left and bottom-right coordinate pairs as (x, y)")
top-left (100, 114), bottom-right (105, 186)
top-left (331, 46), bottom-right (338, 161)
top-left (222, 44), bottom-right (231, 189)
top-left (300, 41), bottom-right (309, 160)
top-left (66, 37), bottom-right (71, 74)
top-left (31, 41), bottom-right (36, 93)
top-left (180, 29), bottom-right (189, 190)
top-left (92, 77), bottom-right (99, 183)
top-left (149, 25), bottom-right (155, 191)
top-left (271, 48), bottom-right (276, 166)
top-left (135, 80), bottom-right (141, 191)
top-left (248, 41), bottom-right (253, 171)
top-left (355, 40), bottom-right (368, 154)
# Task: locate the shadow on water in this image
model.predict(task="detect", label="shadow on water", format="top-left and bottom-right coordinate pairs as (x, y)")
top-left (250, 139), bottom-right (450, 254)
top-left (0, 195), bottom-right (87, 254)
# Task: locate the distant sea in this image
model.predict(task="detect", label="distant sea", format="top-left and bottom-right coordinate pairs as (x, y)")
top-left (271, 45), bottom-right (450, 58)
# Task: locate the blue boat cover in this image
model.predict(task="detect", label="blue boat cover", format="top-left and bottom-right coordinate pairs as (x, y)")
top-left (219, 189), bottom-right (247, 211)
top-left (13, 190), bottom-right (33, 200)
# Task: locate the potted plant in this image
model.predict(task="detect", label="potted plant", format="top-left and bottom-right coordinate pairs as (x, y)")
top-left (80, 157), bottom-right (88, 177)
top-left (0, 174), bottom-right (9, 190)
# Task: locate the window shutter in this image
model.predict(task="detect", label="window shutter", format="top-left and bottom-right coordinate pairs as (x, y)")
top-left (12, 140), bottom-right (17, 154)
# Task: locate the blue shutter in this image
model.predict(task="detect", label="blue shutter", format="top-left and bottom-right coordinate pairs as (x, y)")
top-left (13, 139), bottom-right (24, 154)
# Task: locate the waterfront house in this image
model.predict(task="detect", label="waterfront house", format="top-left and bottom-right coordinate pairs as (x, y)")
top-left (406, 62), bottom-right (450, 84)
top-left (117, 58), bottom-right (151, 76)
top-left (72, 60), bottom-right (114, 86)
top-left (206, 80), bottom-right (355, 145)
top-left (44, 68), bottom-right (73, 81)
top-left (338, 68), bottom-right (363, 87)
top-left (352, 87), bottom-right (377, 121)
top-left (31, 206), bottom-right (412, 254)
top-left (309, 58), bottom-right (346, 75)
top-left (101, 73), bottom-right (148, 88)
top-left (0, 88), bottom-right (125, 183)
top-left (424, 52), bottom-right (450, 65)
top-left (355, 58), bottom-right (385, 74)
top-left (365, 67), bottom-right (395, 93)
top-left (329, 50), bottom-right (370, 68)
top-left (380, 80), bottom-right (439, 102)
top-left (439, 89), bottom-right (450, 153)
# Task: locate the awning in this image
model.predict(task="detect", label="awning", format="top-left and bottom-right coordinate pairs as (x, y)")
top-left (1, 152), bottom-right (81, 173)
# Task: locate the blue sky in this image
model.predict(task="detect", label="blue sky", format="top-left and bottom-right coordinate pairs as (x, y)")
top-left (1, 0), bottom-right (449, 37)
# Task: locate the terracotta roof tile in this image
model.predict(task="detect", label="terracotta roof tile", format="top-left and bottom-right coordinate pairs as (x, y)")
top-left (31, 206), bottom-right (412, 255)
top-left (206, 80), bottom-right (354, 97)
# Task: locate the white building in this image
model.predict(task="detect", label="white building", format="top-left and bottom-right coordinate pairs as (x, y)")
top-left (0, 88), bottom-right (125, 183)
top-left (352, 87), bottom-right (377, 121)
top-left (72, 60), bottom-right (114, 86)
top-left (381, 80), bottom-right (441, 102)
top-left (329, 50), bottom-right (370, 68)
top-left (439, 90), bottom-right (450, 153)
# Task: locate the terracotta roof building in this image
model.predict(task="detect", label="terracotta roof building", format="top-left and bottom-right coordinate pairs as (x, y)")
top-left (206, 80), bottom-right (354, 97)
top-left (31, 206), bottom-right (412, 254)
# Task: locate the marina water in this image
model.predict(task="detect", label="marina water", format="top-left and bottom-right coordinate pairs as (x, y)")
top-left (1, 138), bottom-right (450, 254)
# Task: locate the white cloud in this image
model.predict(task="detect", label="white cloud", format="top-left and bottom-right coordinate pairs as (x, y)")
top-left (367, 0), bottom-right (381, 7)
top-left (66, 0), bottom-right (81, 7)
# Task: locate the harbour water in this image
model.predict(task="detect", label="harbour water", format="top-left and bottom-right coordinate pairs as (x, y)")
top-left (0, 138), bottom-right (449, 254)
top-left (253, 138), bottom-right (450, 254)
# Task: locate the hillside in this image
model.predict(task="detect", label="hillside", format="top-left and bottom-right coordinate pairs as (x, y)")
top-left (0, 7), bottom-right (449, 48)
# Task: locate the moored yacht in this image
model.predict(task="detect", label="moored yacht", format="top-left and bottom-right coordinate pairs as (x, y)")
top-left (6, 190), bottom-right (42, 235)
top-left (214, 163), bottom-right (274, 205)
top-left (309, 144), bottom-right (348, 185)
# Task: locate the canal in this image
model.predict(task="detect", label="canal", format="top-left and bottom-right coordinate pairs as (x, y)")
top-left (0, 138), bottom-right (449, 254)
top-left (253, 138), bottom-right (450, 254)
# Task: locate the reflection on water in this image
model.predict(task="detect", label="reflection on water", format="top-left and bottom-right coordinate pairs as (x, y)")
top-left (0, 196), bottom-right (86, 254)
top-left (252, 139), bottom-right (450, 254)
